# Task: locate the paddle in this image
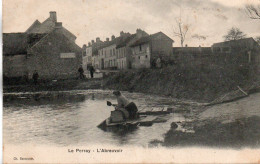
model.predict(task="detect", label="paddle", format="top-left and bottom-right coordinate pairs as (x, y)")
top-left (107, 101), bottom-right (117, 107)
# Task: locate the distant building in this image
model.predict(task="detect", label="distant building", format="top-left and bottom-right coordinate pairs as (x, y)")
top-left (172, 38), bottom-right (260, 68)
top-left (97, 32), bottom-right (131, 70)
top-left (129, 32), bottom-right (174, 69)
top-left (212, 38), bottom-right (260, 64)
top-left (116, 29), bottom-right (148, 69)
top-left (3, 12), bottom-right (82, 80)
top-left (82, 37), bottom-right (107, 71)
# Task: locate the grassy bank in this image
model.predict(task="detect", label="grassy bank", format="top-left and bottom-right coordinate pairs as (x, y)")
top-left (103, 64), bottom-right (259, 102)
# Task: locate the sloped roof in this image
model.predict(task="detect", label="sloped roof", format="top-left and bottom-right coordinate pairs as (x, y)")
top-left (212, 37), bottom-right (259, 49)
top-left (129, 32), bottom-right (173, 47)
top-left (116, 34), bottom-right (136, 49)
top-left (29, 28), bottom-right (82, 54)
top-left (25, 20), bottom-right (41, 33)
top-left (26, 15), bottom-right (76, 40)
top-left (27, 33), bottom-right (48, 47)
top-left (3, 33), bottom-right (48, 56)
top-left (173, 47), bottom-right (212, 54)
top-left (3, 31), bottom-right (82, 56)
top-left (3, 33), bottom-right (28, 55)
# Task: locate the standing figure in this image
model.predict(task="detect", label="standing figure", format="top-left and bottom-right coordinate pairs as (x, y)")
top-left (32, 70), bottom-right (39, 85)
top-left (78, 66), bottom-right (84, 79)
top-left (89, 66), bottom-right (95, 78)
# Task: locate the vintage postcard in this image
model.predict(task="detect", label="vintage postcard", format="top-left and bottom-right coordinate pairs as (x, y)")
top-left (2, 0), bottom-right (260, 163)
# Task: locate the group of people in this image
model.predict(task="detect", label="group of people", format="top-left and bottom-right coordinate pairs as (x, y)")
top-left (78, 65), bottom-right (95, 79)
top-left (30, 64), bottom-right (96, 85)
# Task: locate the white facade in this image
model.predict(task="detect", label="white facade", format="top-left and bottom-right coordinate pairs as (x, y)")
top-left (116, 47), bottom-right (127, 69)
top-left (98, 44), bottom-right (117, 69)
top-left (82, 46), bottom-right (93, 71)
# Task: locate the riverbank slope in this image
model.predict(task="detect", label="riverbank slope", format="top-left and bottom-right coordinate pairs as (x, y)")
top-left (103, 64), bottom-right (259, 102)
top-left (160, 92), bottom-right (260, 148)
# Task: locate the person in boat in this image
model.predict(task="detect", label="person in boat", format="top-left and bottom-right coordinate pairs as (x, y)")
top-left (113, 91), bottom-right (138, 119)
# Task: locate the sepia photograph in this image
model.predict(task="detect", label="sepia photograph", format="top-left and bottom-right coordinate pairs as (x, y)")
top-left (2, 0), bottom-right (260, 163)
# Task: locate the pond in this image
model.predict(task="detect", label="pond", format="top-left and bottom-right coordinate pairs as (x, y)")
top-left (3, 90), bottom-right (194, 147)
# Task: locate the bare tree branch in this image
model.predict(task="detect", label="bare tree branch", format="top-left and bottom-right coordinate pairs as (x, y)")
top-left (172, 17), bottom-right (190, 47)
top-left (245, 4), bottom-right (260, 19)
top-left (223, 27), bottom-right (247, 41)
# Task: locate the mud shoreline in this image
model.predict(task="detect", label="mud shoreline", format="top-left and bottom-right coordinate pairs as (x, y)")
top-left (3, 78), bottom-right (102, 93)
top-left (150, 92), bottom-right (260, 148)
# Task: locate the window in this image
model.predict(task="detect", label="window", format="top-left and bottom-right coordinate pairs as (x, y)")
top-left (139, 45), bottom-right (142, 51)
top-left (145, 55), bottom-right (148, 58)
top-left (138, 56), bottom-right (140, 59)
top-left (110, 49), bottom-right (112, 56)
top-left (113, 49), bottom-right (115, 56)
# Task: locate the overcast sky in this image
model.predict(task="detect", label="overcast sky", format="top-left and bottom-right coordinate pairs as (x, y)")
top-left (3, 0), bottom-right (260, 47)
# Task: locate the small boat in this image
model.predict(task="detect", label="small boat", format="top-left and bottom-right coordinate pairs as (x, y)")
top-left (97, 101), bottom-right (169, 131)
top-left (97, 115), bottom-right (158, 130)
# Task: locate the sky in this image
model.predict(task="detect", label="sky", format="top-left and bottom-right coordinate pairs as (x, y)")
top-left (2, 0), bottom-right (260, 47)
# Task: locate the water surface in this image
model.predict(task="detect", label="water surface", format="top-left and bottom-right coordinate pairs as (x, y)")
top-left (3, 90), bottom-right (192, 147)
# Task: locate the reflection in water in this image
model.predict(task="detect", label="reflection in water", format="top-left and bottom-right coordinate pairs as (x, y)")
top-left (3, 90), bottom-right (194, 147)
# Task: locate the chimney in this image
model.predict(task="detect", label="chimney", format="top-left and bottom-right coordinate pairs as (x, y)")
top-left (106, 38), bottom-right (109, 42)
top-left (55, 22), bottom-right (62, 28)
top-left (136, 28), bottom-right (143, 37)
top-left (50, 11), bottom-right (57, 22)
top-left (91, 40), bottom-right (95, 44)
top-left (88, 42), bottom-right (91, 46)
top-left (111, 35), bottom-right (115, 40)
top-left (185, 44), bottom-right (188, 47)
top-left (96, 37), bottom-right (100, 42)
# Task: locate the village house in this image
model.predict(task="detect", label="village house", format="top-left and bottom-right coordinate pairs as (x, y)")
top-left (3, 11), bottom-right (82, 80)
top-left (116, 29), bottom-right (148, 69)
top-left (82, 37), bottom-right (108, 72)
top-left (129, 32), bottom-right (174, 69)
top-left (97, 32), bottom-right (131, 70)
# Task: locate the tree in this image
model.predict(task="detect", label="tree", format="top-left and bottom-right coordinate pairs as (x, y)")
top-left (223, 27), bottom-right (247, 41)
top-left (245, 4), bottom-right (260, 19)
top-left (173, 17), bottom-right (190, 47)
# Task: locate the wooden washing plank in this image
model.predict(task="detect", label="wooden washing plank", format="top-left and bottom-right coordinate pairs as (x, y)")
top-left (138, 111), bottom-right (170, 115)
top-left (138, 116), bottom-right (157, 123)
